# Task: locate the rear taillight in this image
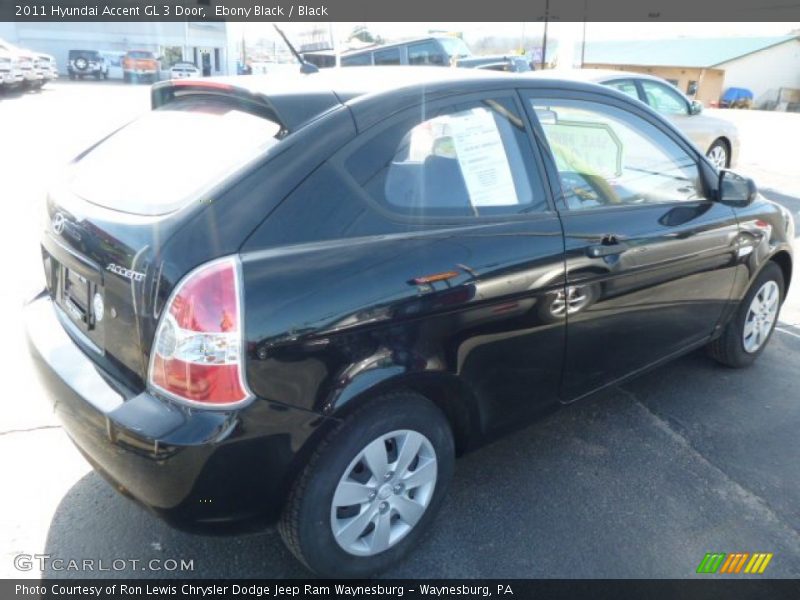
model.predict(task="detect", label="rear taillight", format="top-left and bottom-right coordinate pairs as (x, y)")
top-left (148, 256), bottom-right (252, 407)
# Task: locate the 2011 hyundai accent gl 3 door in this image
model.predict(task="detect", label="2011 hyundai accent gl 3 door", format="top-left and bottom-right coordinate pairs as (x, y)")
top-left (25, 69), bottom-right (793, 578)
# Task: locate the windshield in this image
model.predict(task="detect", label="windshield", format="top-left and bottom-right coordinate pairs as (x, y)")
top-left (69, 98), bottom-right (282, 216)
top-left (438, 37), bottom-right (472, 59)
top-left (127, 51), bottom-right (155, 59)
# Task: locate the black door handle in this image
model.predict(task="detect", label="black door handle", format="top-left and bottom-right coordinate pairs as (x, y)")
top-left (586, 239), bottom-right (629, 258)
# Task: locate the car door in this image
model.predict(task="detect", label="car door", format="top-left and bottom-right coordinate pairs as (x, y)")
top-left (521, 89), bottom-right (740, 401)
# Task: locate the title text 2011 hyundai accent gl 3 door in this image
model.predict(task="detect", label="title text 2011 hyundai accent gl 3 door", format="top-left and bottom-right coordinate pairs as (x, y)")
top-left (26, 70), bottom-right (793, 578)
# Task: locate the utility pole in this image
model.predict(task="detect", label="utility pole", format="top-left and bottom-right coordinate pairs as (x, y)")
top-left (580, 0), bottom-right (587, 67)
top-left (541, 0), bottom-right (549, 70)
top-left (580, 23), bottom-right (587, 66)
top-left (184, 21), bottom-right (189, 62)
top-left (241, 29), bottom-right (246, 69)
top-left (330, 22), bottom-right (340, 66)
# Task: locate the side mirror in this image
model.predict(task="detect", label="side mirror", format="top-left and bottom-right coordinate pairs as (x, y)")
top-left (719, 170), bottom-right (757, 207)
top-left (689, 100), bottom-right (703, 115)
top-left (535, 108), bottom-right (558, 124)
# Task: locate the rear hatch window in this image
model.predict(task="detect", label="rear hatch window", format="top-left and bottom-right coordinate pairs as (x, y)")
top-left (70, 50), bottom-right (100, 60)
top-left (68, 98), bottom-right (282, 216)
top-left (127, 51), bottom-right (155, 59)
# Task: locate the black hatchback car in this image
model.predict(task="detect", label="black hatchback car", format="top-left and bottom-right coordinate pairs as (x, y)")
top-left (27, 68), bottom-right (793, 577)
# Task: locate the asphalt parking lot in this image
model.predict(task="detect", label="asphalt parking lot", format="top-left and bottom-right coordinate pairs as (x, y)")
top-left (2, 80), bottom-right (799, 579)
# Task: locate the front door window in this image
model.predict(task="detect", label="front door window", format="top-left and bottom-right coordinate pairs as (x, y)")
top-left (529, 99), bottom-right (706, 211)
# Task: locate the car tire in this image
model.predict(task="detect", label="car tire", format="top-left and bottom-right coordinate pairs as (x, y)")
top-left (706, 139), bottom-right (729, 169)
top-left (707, 262), bottom-right (784, 368)
top-left (68, 72), bottom-right (75, 80)
top-left (278, 391), bottom-right (455, 578)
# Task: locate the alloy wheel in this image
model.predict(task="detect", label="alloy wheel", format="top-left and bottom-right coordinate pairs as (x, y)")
top-left (551, 285), bottom-right (590, 317)
top-left (742, 280), bottom-right (780, 353)
top-left (707, 145), bottom-right (728, 169)
top-left (330, 429), bottom-right (437, 557)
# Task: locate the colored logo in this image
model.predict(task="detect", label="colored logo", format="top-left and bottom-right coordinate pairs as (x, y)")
top-left (696, 552), bottom-right (773, 574)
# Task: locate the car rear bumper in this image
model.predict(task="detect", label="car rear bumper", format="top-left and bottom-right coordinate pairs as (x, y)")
top-left (69, 68), bottom-right (101, 76)
top-left (25, 293), bottom-right (331, 532)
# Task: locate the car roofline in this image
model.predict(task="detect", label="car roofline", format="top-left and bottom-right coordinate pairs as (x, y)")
top-left (151, 67), bottom-right (653, 133)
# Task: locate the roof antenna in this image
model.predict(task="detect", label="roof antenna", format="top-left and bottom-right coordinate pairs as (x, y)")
top-left (273, 24), bottom-right (319, 74)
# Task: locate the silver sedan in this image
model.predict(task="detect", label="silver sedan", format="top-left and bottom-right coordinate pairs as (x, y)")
top-left (529, 69), bottom-right (740, 169)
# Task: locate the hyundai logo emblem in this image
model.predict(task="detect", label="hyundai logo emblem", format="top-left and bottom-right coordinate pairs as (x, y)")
top-left (52, 212), bottom-right (66, 235)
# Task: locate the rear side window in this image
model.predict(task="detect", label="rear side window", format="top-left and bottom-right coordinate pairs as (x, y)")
top-left (344, 97), bottom-right (549, 218)
top-left (70, 50), bottom-right (99, 60)
top-left (408, 41), bottom-right (447, 65)
top-left (374, 48), bottom-right (402, 65)
top-left (640, 81), bottom-right (689, 115)
top-left (604, 79), bottom-right (639, 101)
top-left (69, 98), bottom-right (281, 216)
top-left (342, 53), bottom-right (371, 66)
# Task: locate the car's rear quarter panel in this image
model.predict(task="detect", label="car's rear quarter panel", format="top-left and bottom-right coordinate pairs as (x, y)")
top-left (239, 153), bottom-right (567, 439)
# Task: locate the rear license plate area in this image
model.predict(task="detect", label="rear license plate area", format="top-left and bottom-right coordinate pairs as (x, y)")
top-left (63, 268), bottom-right (91, 324)
top-left (51, 257), bottom-right (101, 332)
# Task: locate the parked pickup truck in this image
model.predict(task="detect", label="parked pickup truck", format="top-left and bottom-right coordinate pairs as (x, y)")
top-left (455, 54), bottom-right (531, 72)
top-left (123, 50), bottom-right (159, 83)
top-left (1, 43), bottom-right (37, 88)
top-left (34, 53), bottom-right (57, 87)
top-left (0, 42), bottom-right (24, 90)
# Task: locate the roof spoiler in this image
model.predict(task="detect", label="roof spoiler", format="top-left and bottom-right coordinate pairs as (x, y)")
top-left (151, 79), bottom-right (286, 128)
top-left (150, 79), bottom-right (340, 133)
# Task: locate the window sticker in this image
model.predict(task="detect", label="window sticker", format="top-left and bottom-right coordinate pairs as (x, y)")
top-left (543, 120), bottom-right (623, 179)
top-left (447, 108), bottom-right (518, 206)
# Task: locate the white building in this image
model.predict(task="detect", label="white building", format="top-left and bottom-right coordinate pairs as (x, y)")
top-left (718, 37), bottom-right (800, 107)
top-left (0, 21), bottom-right (233, 77)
